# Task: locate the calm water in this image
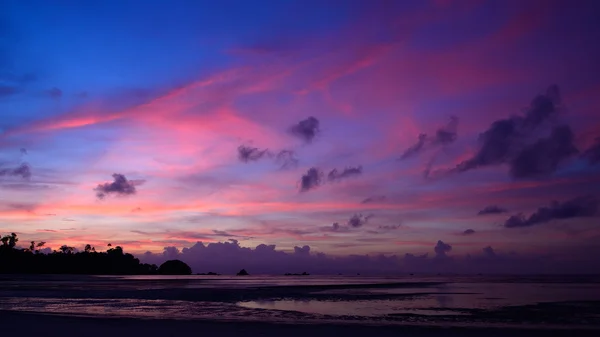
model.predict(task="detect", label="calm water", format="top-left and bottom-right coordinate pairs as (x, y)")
top-left (1, 274), bottom-right (599, 327)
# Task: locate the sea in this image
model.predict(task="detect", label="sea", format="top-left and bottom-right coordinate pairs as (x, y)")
top-left (0, 274), bottom-right (599, 328)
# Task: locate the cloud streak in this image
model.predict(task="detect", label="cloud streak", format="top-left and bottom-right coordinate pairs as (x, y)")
top-left (400, 116), bottom-right (458, 160)
top-left (478, 205), bottom-right (507, 215)
top-left (0, 163), bottom-right (31, 179)
top-left (237, 145), bottom-right (269, 163)
top-left (504, 195), bottom-right (598, 228)
top-left (328, 166), bottom-right (363, 182)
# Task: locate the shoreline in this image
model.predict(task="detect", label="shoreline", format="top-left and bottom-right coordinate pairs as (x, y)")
top-left (1, 311), bottom-right (599, 337)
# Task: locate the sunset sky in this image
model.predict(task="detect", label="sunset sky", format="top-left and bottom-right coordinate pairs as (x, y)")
top-left (1, 0), bottom-right (600, 273)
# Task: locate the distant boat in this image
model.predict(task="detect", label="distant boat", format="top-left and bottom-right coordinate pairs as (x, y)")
top-left (236, 269), bottom-right (249, 276)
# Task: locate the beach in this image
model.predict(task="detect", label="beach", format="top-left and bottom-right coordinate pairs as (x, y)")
top-left (2, 311), bottom-right (600, 337)
top-left (1, 274), bottom-right (599, 334)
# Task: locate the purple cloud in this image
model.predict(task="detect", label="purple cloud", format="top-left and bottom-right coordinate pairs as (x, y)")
top-left (478, 205), bottom-right (507, 215)
top-left (455, 85), bottom-right (577, 179)
top-left (509, 125), bottom-right (578, 179)
top-left (299, 167), bottom-right (323, 192)
top-left (237, 145), bottom-right (269, 163)
top-left (275, 150), bottom-right (298, 169)
top-left (95, 173), bottom-right (142, 199)
top-left (434, 240), bottom-right (452, 258)
top-left (328, 166), bottom-right (363, 182)
top-left (482, 246), bottom-right (496, 258)
top-left (504, 195), bottom-right (598, 228)
top-left (400, 116), bottom-right (458, 160)
top-left (0, 163), bottom-right (31, 179)
top-left (289, 116), bottom-right (320, 143)
top-left (361, 195), bottom-right (386, 204)
top-left (347, 213), bottom-right (373, 228)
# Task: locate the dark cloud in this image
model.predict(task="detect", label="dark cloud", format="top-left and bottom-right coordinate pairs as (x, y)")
top-left (237, 145), bottom-right (268, 163)
top-left (504, 195), bottom-right (598, 228)
top-left (141, 240), bottom-right (405, 275)
top-left (361, 195), bottom-right (386, 204)
top-left (289, 116), bottom-right (320, 143)
top-left (0, 163), bottom-right (31, 179)
top-left (275, 150), bottom-right (298, 169)
top-left (432, 116), bottom-right (459, 145)
top-left (462, 229), bottom-right (476, 235)
top-left (378, 224), bottom-right (401, 230)
top-left (509, 125), bottom-right (578, 179)
top-left (434, 240), bottom-right (452, 257)
top-left (2, 202), bottom-right (35, 212)
top-left (212, 230), bottom-right (236, 237)
top-left (482, 246), bottom-right (496, 258)
top-left (0, 183), bottom-right (50, 191)
top-left (94, 173), bottom-right (142, 199)
top-left (299, 167), bottom-right (323, 192)
top-left (236, 146), bottom-right (297, 169)
top-left (46, 87), bottom-right (62, 99)
top-left (136, 238), bottom-right (600, 275)
top-left (582, 137), bottom-right (600, 165)
top-left (400, 117), bottom-right (458, 160)
top-left (478, 205), bottom-right (507, 215)
top-left (404, 253), bottom-right (429, 261)
top-left (328, 166), bottom-right (363, 182)
top-left (400, 134), bottom-right (427, 160)
top-left (347, 213), bottom-right (373, 228)
top-left (455, 85), bottom-right (574, 178)
top-left (294, 245), bottom-right (310, 255)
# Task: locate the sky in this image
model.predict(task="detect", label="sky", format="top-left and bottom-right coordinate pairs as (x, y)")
top-left (1, 0), bottom-right (600, 274)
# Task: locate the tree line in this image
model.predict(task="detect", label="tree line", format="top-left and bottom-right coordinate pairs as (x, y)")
top-left (0, 232), bottom-right (168, 275)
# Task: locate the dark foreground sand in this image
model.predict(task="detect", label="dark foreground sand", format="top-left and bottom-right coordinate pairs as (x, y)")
top-left (0, 311), bottom-right (598, 337)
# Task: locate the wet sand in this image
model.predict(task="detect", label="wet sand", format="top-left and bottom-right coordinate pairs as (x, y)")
top-left (1, 311), bottom-right (599, 337)
top-left (2, 275), bottom-right (600, 333)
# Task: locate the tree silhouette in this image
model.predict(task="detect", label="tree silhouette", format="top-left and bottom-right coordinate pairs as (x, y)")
top-left (0, 233), bottom-right (18, 248)
top-left (35, 241), bottom-right (46, 254)
top-left (0, 233), bottom-right (159, 275)
top-left (8, 233), bottom-right (18, 248)
top-left (59, 245), bottom-right (74, 254)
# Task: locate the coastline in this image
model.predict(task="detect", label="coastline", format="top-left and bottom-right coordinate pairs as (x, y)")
top-left (1, 311), bottom-right (599, 337)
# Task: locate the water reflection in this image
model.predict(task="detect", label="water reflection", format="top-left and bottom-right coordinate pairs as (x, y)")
top-left (238, 282), bottom-right (600, 317)
top-left (238, 299), bottom-right (469, 316)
